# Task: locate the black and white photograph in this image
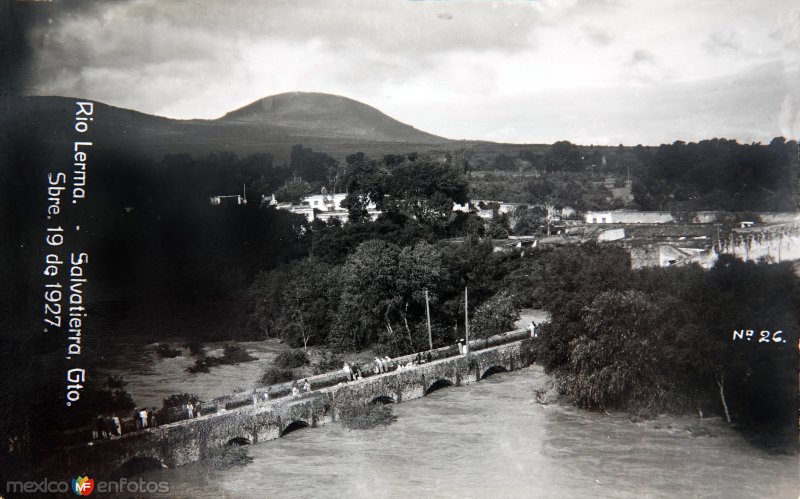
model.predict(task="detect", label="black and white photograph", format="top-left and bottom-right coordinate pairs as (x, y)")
top-left (1, 0), bottom-right (799, 497)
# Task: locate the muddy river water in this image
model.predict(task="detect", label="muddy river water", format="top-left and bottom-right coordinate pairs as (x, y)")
top-left (138, 365), bottom-right (798, 498)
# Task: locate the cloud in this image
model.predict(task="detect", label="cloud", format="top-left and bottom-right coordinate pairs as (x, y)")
top-left (582, 25), bottom-right (614, 46)
top-left (629, 49), bottom-right (655, 65)
top-left (705, 31), bottom-right (747, 55)
top-left (16, 0), bottom-right (799, 144)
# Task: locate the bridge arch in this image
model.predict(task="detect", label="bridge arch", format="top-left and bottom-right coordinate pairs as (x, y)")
top-left (425, 379), bottom-right (454, 395)
top-left (281, 420), bottom-right (310, 437)
top-left (481, 365), bottom-right (508, 380)
top-left (113, 456), bottom-right (167, 477)
top-left (371, 395), bottom-right (396, 405)
top-left (226, 436), bottom-right (251, 446)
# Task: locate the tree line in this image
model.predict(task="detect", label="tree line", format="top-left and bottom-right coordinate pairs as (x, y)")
top-left (509, 243), bottom-right (798, 452)
top-left (474, 137), bottom-right (798, 213)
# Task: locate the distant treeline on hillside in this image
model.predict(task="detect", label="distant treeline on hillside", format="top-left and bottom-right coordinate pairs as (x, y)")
top-left (479, 138), bottom-right (798, 213)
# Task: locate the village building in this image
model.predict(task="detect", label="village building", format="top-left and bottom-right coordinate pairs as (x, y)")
top-left (585, 210), bottom-right (675, 224)
top-left (210, 184), bottom-right (248, 206)
top-left (267, 190), bottom-right (380, 223)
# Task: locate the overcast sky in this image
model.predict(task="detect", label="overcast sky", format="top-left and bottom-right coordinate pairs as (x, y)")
top-left (21, 0), bottom-right (800, 145)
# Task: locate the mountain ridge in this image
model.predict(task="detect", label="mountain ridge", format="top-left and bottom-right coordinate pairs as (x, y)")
top-left (8, 92), bottom-right (456, 161)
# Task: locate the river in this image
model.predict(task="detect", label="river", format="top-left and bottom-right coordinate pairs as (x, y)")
top-left (138, 365), bottom-right (798, 498)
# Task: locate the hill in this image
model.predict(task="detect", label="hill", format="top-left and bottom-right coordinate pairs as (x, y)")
top-left (220, 92), bottom-right (446, 143)
top-left (6, 93), bottom-right (454, 162)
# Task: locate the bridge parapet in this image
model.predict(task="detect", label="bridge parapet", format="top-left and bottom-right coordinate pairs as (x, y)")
top-left (204, 329), bottom-right (531, 412)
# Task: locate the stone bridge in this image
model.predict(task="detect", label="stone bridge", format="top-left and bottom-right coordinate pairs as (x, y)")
top-left (55, 331), bottom-right (535, 477)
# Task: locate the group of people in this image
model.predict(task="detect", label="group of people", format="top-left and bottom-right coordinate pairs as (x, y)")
top-left (456, 339), bottom-right (470, 355)
top-left (372, 356), bottom-right (393, 374)
top-left (252, 391), bottom-right (270, 405)
top-left (93, 415), bottom-right (124, 439)
top-left (291, 378), bottom-right (311, 398)
top-left (134, 407), bottom-right (158, 430)
top-left (91, 400), bottom-right (201, 440)
top-left (342, 362), bottom-right (364, 381)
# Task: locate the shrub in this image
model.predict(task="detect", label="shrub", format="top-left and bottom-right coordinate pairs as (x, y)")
top-left (187, 345), bottom-right (256, 373)
top-left (221, 344), bottom-right (257, 364)
top-left (339, 401), bottom-right (397, 430)
top-left (313, 351), bottom-right (343, 374)
top-left (162, 393), bottom-right (200, 409)
top-left (259, 367), bottom-right (294, 387)
top-left (156, 343), bottom-right (181, 358)
top-left (187, 355), bottom-right (221, 373)
top-left (275, 349), bottom-right (308, 369)
top-left (185, 340), bottom-right (205, 357)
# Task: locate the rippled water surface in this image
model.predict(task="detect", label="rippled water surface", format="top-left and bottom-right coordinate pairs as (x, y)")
top-left (141, 365), bottom-right (799, 498)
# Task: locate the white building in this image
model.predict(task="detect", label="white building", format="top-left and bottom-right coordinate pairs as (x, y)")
top-left (269, 191), bottom-right (379, 223)
top-left (585, 211), bottom-right (674, 224)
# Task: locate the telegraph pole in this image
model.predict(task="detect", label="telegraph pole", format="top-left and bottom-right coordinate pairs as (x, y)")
top-left (464, 286), bottom-right (469, 350)
top-left (425, 289), bottom-right (433, 350)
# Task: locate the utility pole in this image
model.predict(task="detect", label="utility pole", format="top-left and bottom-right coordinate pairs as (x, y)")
top-left (464, 286), bottom-right (469, 350)
top-left (425, 289), bottom-right (433, 351)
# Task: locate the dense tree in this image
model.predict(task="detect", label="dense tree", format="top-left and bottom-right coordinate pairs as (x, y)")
top-left (275, 177), bottom-right (314, 203)
top-left (329, 240), bottom-right (449, 354)
top-left (471, 291), bottom-right (520, 345)
top-left (330, 240), bottom-right (402, 350)
top-left (525, 244), bottom-right (798, 450)
top-left (567, 290), bottom-right (686, 414)
top-left (289, 144), bottom-right (338, 184)
top-left (340, 152), bottom-right (469, 233)
top-left (634, 138), bottom-right (798, 212)
top-left (545, 141), bottom-right (582, 171)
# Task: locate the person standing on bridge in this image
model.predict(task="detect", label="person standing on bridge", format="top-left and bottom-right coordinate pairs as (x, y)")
top-left (139, 408), bottom-right (148, 429)
top-left (302, 379), bottom-right (311, 392)
top-left (343, 362), bottom-right (353, 381)
top-left (111, 416), bottom-right (122, 436)
top-left (94, 416), bottom-right (107, 439)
